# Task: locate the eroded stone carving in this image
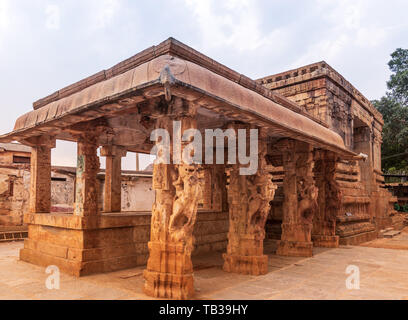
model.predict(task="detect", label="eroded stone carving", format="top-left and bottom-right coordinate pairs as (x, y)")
top-left (223, 126), bottom-right (276, 275)
top-left (312, 150), bottom-right (342, 247)
top-left (277, 139), bottom-right (317, 257)
top-left (144, 104), bottom-right (203, 300)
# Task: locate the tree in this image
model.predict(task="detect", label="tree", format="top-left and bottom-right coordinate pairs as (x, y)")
top-left (387, 48), bottom-right (408, 106)
top-left (373, 48), bottom-right (408, 172)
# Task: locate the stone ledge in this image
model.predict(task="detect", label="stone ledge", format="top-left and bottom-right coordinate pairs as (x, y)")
top-left (339, 230), bottom-right (378, 246)
top-left (337, 215), bottom-right (371, 223)
top-left (23, 212), bottom-right (152, 230)
top-left (23, 211), bottom-right (229, 230)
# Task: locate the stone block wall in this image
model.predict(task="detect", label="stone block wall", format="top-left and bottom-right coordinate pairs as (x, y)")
top-left (21, 210), bottom-right (229, 276)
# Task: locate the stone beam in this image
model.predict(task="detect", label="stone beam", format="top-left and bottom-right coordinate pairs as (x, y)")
top-left (101, 145), bottom-right (127, 213)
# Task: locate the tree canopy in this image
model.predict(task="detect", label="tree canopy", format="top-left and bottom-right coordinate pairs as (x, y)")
top-left (373, 48), bottom-right (408, 173)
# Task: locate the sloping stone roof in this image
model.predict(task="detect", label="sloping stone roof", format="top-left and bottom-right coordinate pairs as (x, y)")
top-left (0, 38), bottom-right (356, 158)
top-left (0, 143), bottom-right (31, 153)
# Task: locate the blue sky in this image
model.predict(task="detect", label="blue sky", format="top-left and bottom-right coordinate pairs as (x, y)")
top-left (0, 0), bottom-right (407, 169)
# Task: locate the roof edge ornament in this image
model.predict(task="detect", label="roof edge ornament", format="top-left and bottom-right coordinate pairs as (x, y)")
top-left (160, 64), bottom-right (175, 102)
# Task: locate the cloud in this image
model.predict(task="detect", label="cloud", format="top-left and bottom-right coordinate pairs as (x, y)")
top-left (0, 0), bottom-right (8, 27)
top-left (91, 0), bottom-right (121, 30)
top-left (45, 4), bottom-right (60, 30)
top-left (0, 0), bottom-right (9, 42)
top-left (183, 0), bottom-right (283, 53)
top-left (289, 0), bottom-right (391, 68)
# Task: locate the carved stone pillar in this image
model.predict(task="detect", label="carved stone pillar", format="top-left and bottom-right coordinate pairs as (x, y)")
top-left (276, 140), bottom-right (317, 257)
top-left (312, 150), bottom-right (342, 247)
top-left (74, 135), bottom-right (100, 217)
top-left (29, 137), bottom-right (55, 213)
top-left (144, 100), bottom-right (202, 300)
top-left (201, 165), bottom-right (213, 210)
top-left (212, 164), bottom-right (227, 212)
top-left (101, 145), bottom-right (127, 213)
top-left (223, 125), bottom-right (276, 275)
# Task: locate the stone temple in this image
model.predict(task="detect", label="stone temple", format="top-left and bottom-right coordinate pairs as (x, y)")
top-left (0, 38), bottom-right (397, 299)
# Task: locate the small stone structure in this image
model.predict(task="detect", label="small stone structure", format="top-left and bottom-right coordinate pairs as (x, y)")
top-left (0, 143), bottom-right (31, 226)
top-left (0, 38), bottom-right (396, 299)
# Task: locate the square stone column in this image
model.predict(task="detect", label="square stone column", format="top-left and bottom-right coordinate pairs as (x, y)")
top-left (74, 135), bottom-right (100, 217)
top-left (101, 146), bottom-right (127, 213)
top-left (144, 100), bottom-right (202, 300)
top-left (29, 137), bottom-right (55, 213)
top-left (276, 140), bottom-right (317, 257)
top-left (223, 125), bottom-right (276, 275)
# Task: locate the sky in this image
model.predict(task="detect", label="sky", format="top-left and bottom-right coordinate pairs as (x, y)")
top-left (0, 0), bottom-right (407, 169)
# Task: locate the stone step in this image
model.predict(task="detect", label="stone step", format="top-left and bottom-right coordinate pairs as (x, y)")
top-left (383, 230), bottom-right (401, 238)
top-left (0, 231), bottom-right (28, 242)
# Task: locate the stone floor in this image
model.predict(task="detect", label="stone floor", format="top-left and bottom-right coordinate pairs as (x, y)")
top-left (0, 237), bottom-right (408, 300)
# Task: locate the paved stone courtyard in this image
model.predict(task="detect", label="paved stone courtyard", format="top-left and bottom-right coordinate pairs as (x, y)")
top-left (1, 235), bottom-right (408, 300)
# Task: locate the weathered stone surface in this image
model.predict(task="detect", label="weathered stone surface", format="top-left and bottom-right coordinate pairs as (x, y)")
top-left (29, 144), bottom-right (52, 213)
top-left (101, 145), bottom-right (127, 213)
top-left (74, 135), bottom-right (100, 217)
top-left (312, 150), bottom-right (341, 248)
top-left (277, 140), bottom-right (316, 257)
top-left (259, 62), bottom-right (397, 244)
top-left (223, 125), bottom-right (276, 275)
top-left (144, 105), bottom-right (203, 300)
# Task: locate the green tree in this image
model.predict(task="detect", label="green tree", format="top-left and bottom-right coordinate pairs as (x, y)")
top-left (387, 48), bottom-right (408, 106)
top-left (373, 48), bottom-right (408, 172)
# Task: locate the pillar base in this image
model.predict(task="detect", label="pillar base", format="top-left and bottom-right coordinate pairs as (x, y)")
top-left (312, 235), bottom-right (339, 248)
top-left (143, 241), bottom-right (195, 299)
top-left (223, 253), bottom-right (268, 276)
top-left (276, 240), bottom-right (313, 257)
top-left (143, 270), bottom-right (194, 300)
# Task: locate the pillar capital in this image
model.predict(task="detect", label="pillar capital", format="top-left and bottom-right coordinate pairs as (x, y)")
top-left (100, 145), bottom-right (127, 158)
top-left (22, 135), bottom-right (56, 148)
